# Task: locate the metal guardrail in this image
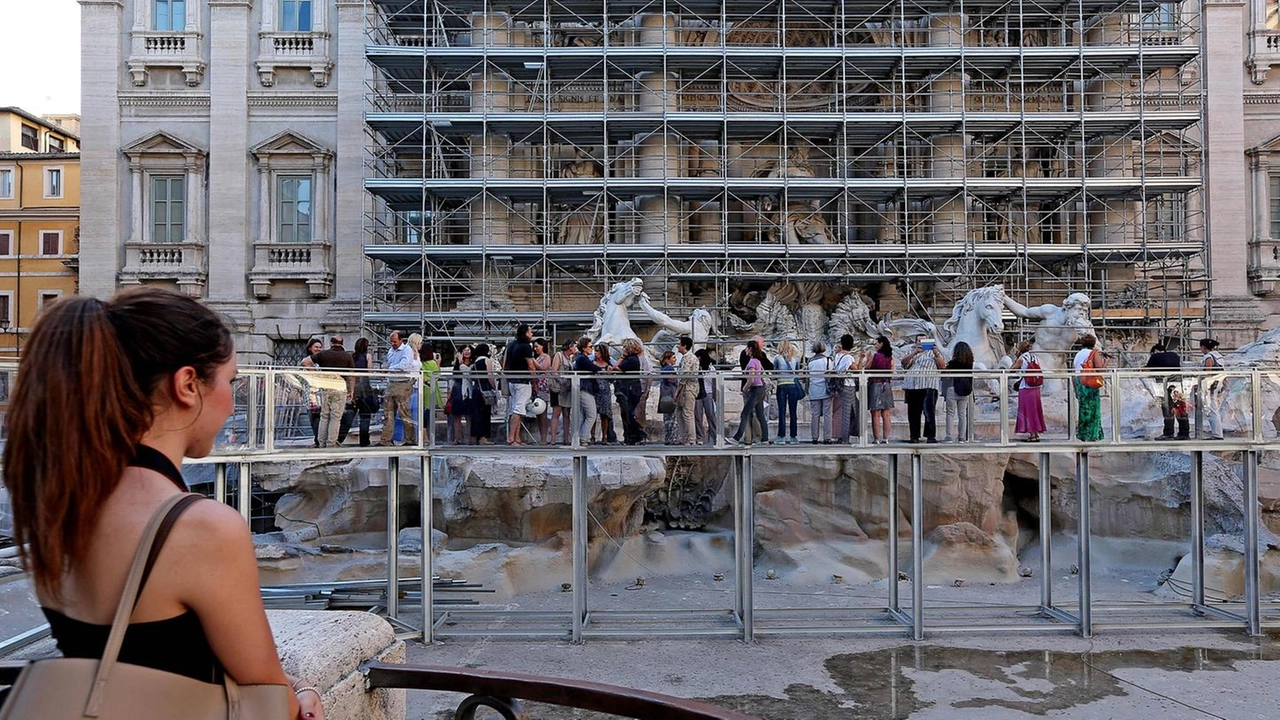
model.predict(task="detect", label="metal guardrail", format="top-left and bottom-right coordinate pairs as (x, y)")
top-left (3, 363), bottom-right (1279, 645)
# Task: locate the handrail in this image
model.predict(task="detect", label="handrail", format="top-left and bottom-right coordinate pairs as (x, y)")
top-left (362, 661), bottom-right (760, 720)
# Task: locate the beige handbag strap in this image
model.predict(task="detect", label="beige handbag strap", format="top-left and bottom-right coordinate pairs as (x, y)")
top-left (84, 492), bottom-right (200, 718)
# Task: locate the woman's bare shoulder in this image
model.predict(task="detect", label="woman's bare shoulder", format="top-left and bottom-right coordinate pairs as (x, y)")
top-left (168, 498), bottom-right (255, 557)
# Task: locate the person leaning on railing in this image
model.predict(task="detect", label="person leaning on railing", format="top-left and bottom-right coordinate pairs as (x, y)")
top-left (1, 288), bottom-right (324, 720)
top-left (1146, 342), bottom-right (1188, 441)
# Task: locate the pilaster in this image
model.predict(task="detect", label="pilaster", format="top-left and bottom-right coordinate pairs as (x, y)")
top-left (1205, 0), bottom-right (1252, 301)
top-left (79, 0), bottom-right (126, 298)
top-left (335, 0), bottom-right (368, 300)
top-left (207, 0), bottom-right (253, 302)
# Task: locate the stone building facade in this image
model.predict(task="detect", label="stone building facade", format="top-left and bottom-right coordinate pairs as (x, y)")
top-left (79, 0), bottom-right (367, 363)
top-left (74, 1), bottom-right (1280, 358)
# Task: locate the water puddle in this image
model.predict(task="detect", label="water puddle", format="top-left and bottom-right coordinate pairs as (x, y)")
top-left (701, 641), bottom-right (1279, 719)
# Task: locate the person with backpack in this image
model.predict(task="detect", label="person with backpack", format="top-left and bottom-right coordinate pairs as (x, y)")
top-left (806, 341), bottom-right (832, 444)
top-left (1073, 334), bottom-right (1107, 442)
top-left (831, 334), bottom-right (862, 443)
top-left (1014, 340), bottom-right (1046, 442)
top-left (1145, 342), bottom-right (1188, 440)
top-left (943, 341), bottom-right (975, 443)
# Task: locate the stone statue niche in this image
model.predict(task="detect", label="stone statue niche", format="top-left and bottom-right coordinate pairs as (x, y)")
top-left (760, 143), bottom-right (837, 245)
top-left (553, 151), bottom-right (604, 245)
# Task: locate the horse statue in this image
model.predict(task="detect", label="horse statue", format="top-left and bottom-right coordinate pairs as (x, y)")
top-left (888, 285), bottom-right (1009, 370)
top-left (588, 278), bottom-right (645, 347)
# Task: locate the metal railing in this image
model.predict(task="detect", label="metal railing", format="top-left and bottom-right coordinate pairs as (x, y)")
top-left (3, 362), bottom-right (1278, 644)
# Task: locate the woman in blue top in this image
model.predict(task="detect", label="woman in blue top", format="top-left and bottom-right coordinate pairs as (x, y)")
top-left (773, 341), bottom-right (804, 444)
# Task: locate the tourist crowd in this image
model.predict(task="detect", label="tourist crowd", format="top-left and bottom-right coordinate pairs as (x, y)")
top-left (293, 328), bottom-right (1232, 448)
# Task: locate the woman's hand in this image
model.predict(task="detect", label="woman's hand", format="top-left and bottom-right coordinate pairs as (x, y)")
top-left (297, 689), bottom-right (325, 720)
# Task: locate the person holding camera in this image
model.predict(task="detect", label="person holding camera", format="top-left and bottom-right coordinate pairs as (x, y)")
top-left (902, 334), bottom-right (945, 443)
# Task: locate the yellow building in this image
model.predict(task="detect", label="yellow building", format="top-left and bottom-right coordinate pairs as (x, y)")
top-left (0, 108), bottom-right (81, 359)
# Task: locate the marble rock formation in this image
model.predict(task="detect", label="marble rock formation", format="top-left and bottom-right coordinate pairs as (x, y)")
top-left (436, 454), bottom-right (666, 543)
top-left (267, 458), bottom-right (420, 538)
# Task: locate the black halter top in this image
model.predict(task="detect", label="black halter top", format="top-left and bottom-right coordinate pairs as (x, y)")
top-left (42, 446), bottom-right (223, 684)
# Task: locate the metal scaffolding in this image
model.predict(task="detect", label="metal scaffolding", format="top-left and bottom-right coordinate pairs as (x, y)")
top-left (361, 0), bottom-right (1206, 345)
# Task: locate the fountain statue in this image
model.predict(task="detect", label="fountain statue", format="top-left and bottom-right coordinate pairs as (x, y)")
top-left (1002, 292), bottom-right (1096, 368)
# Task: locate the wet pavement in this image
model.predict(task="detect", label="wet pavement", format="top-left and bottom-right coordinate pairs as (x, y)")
top-left (407, 633), bottom-right (1280, 719)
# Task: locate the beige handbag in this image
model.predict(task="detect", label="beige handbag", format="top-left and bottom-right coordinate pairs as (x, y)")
top-left (0, 493), bottom-right (290, 720)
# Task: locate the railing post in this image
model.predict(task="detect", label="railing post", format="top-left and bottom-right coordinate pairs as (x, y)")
top-left (1067, 374), bottom-right (1077, 441)
top-left (421, 453), bottom-right (433, 643)
top-left (858, 370), bottom-right (869, 446)
top-left (388, 456), bottom-right (400, 620)
top-left (1038, 452), bottom-right (1052, 610)
top-left (1190, 450), bottom-right (1205, 608)
top-left (237, 461), bottom-right (251, 524)
top-left (570, 375), bottom-right (581, 449)
top-left (740, 454), bottom-right (755, 643)
top-left (715, 372), bottom-right (727, 449)
top-left (247, 373), bottom-right (260, 448)
top-left (1252, 369), bottom-right (1263, 442)
top-left (887, 453), bottom-right (900, 614)
top-left (910, 452), bottom-right (924, 641)
top-left (214, 462), bottom-right (227, 506)
top-left (1245, 449), bottom-right (1262, 636)
top-left (1109, 368), bottom-right (1122, 444)
top-left (1076, 450), bottom-right (1092, 638)
top-left (732, 454), bottom-right (743, 620)
top-left (572, 454), bottom-right (588, 643)
top-left (263, 368), bottom-right (277, 452)
top-left (998, 369), bottom-right (1009, 445)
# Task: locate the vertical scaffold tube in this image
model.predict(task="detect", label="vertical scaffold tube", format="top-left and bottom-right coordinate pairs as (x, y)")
top-left (1190, 450), bottom-right (1205, 609)
top-left (1076, 451), bottom-right (1092, 638)
top-left (572, 455), bottom-right (588, 643)
top-left (910, 453), bottom-right (924, 641)
top-left (1245, 450), bottom-right (1261, 636)
top-left (387, 457), bottom-right (400, 620)
top-left (1038, 452), bottom-right (1052, 609)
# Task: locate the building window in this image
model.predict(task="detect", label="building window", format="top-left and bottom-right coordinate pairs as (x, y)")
top-left (277, 175), bottom-right (312, 243)
top-left (1140, 3), bottom-right (1178, 31)
top-left (279, 0), bottom-right (313, 32)
top-left (47, 136), bottom-right (64, 153)
top-left (399, 211), bottom-right (429, 243)
top-left (0, 169), bottom-right (12, 199)
top-left (1147, 197), bottom-right (1185, 242)
top-left (151, 175), bottom-right (186, 243)
top-left (20, 125), bottom-right (38, 151)
top-left (0, 294), bottom-right (11, 328)
top-left (38, 291), bottom-right (62, 311)
top-left (40, 231), bottom-right (62, 256)
top-left (154, 0), bottom-right (186, 31)
top-left (45, 168), bottom-right (63, 198)
top-left (0, 231), bottom-right (12, 257)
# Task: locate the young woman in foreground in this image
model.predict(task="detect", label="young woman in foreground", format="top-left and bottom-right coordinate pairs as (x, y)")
top-left (2, 288), bottom-right (323, 720)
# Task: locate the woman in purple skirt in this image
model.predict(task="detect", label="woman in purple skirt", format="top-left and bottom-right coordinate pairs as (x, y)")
top-left (1014, 340), bottom-right (1047, 442)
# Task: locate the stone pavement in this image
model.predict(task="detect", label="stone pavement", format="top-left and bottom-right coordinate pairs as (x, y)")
top-left (405, 631), bottom-right (1280, 719)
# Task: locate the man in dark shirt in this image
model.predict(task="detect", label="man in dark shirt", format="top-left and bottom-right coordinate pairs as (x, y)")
top-left (311, 336), bottom-right (357, 446)
top-left (1145, 343), bottom-right (1188, 440)
top-left (504, 323), bottom-right (537, 445)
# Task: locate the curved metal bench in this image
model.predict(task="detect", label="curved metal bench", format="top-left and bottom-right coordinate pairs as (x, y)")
top-left (362, 661), bottom-right (760, 720)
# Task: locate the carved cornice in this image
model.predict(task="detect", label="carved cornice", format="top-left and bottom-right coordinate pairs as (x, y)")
top-left (119, 93), bottom-right (211, 108)
top-left (1246, 92), bottom-right (1280, 104)
top-left (247, 93), bottom-right (339, 108)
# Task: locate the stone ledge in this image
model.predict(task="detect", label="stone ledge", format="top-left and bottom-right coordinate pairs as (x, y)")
top-left (5, 610), bottom-right (405, 720)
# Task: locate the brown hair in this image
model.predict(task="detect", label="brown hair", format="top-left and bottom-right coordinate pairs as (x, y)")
top-left (2, 288), bottom-right (233, 600)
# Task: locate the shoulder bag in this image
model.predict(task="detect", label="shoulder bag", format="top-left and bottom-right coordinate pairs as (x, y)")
top-left (0, 493), bottom-right (290, 720)
top-left (1081, 350), bottom-right (1105, 389)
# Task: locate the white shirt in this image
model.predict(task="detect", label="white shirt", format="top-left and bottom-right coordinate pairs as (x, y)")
top-left (1072, 347), bottom-right (1094, 372)
top-left (386, 344), bottom-right (421, 376)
